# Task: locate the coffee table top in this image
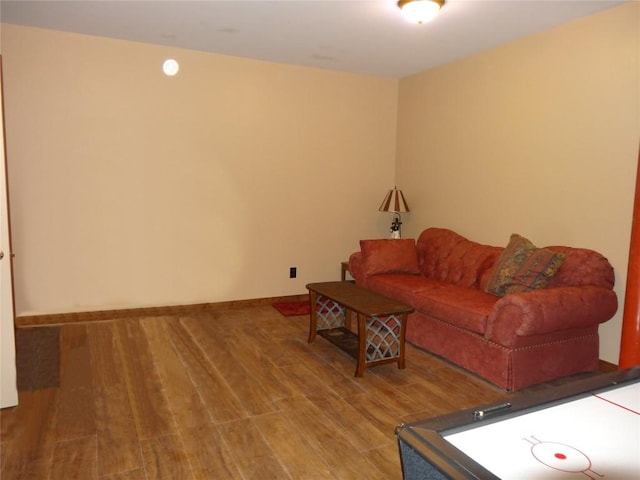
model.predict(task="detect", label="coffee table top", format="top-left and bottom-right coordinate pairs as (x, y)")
top-left (306, 281), bottom-right (413, 317)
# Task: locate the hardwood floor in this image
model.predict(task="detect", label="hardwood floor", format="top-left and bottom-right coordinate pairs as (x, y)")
top-left (0, 304), bottom-right (603, 479)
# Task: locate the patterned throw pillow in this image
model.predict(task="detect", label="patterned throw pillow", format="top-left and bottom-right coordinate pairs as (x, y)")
top-left (485, 234), bottom-right (565, 297)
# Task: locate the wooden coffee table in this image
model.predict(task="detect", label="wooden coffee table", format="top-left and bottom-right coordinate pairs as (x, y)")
top-left (306, 281), bottom-right (413, 377)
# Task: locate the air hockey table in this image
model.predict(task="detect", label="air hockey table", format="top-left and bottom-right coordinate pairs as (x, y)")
top-left (396, 366), bottom-right (640, 480)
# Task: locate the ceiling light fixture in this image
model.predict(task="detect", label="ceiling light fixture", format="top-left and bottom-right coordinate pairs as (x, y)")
top-left (397, 0), bottom-right (445, 24)
top-left (162, 58), bottom-right (179, 76)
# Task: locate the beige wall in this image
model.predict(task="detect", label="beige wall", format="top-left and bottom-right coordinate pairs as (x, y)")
top-left (397, 2), bottom-right (639, 363)
top-left (2, 3), bottom-right (638, 364)
top-left (1, 24), bottom-right (398, 315)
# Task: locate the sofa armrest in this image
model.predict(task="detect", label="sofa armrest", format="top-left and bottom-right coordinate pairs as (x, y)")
top-left (485, 286), bottom-right (618, 346)
top-left (348, 252), bottom-right (364, 283)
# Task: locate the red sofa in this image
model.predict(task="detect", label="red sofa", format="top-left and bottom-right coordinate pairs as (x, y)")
top-left (348, 228), bottom-right (618, 391)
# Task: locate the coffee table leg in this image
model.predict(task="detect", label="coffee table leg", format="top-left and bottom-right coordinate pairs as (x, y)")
top-left (398, 312), bottom-right (408, 370)
top-left (308, 290), bottom-right (318, 343)
top-left (355, 312), bottom-right (367, 377)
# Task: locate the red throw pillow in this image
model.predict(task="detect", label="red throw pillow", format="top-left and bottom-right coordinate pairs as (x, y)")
top-left (360, 239), bottom-right (420, 276)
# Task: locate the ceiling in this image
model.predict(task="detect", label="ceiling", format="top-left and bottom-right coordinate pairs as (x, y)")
top-left (0, 0), bottom-right (627, 78)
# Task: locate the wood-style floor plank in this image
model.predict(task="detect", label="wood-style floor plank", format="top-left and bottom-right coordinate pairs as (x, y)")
top-left (99, 470), bottom-right (147, 480)
top-left (364, 441), bottom-right (405, 480)
top-left (139, 317), bottom-right (213, 430)
top-left (223, 322), bottom-right (300, 400)
top-left (139, 434), bottom-right (192, 479)
top-left (217, 417), bottom-right (291, 479)
top-left (56, 324), bottom-right (96, 441)
top-left (89, 322), bottom-right (144, 477)
top-left (0, 388), bottom-right (58, 479)
top-left (275, 394), bottom-right (389, 479)
top-left (113, 321), bottom-right (174, 440)
top-left (305, 391), bottom-right (390, 452)
top-left (340, 391), bottom-right (410, 437)
top-left (51, 435), bottom-right (97, 479)
top-left (165, 318), bottom-right (246, 424)
top-left (189, 317), bottom-right (281, 416)
top-left (252, 411), bottom-right (336, 479)
top-left (2, 304), bottom-right (606, 479)
top-left (178, 422), bottom-right (243, 480)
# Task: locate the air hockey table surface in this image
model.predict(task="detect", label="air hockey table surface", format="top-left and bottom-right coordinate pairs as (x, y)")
top-left (396, 367), bottom-right (640, 480)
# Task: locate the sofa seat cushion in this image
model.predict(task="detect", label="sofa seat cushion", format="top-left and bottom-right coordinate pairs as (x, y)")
top-left (413, 285), bottom-right (498, 334)
top-left (363, 274), bottom-right (448, 307)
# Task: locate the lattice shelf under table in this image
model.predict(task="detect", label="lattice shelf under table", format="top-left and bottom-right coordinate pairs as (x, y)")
top-left (306, 283), bottom-right (412, 377)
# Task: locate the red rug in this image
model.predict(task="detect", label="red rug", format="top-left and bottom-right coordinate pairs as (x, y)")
top-left (272, 300), bottom-right (310, 317)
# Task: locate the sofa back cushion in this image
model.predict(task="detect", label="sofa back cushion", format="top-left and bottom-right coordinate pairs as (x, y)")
top-left (416, 228), bottom-right (501, 289)
top-left (544, 245), bottom-right (615, 289)
top-left (360, 239), bottom-right (420, 276)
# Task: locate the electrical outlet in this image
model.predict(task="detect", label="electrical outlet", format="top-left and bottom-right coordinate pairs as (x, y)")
top-left (289, 267), bottom-right (297, 278)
